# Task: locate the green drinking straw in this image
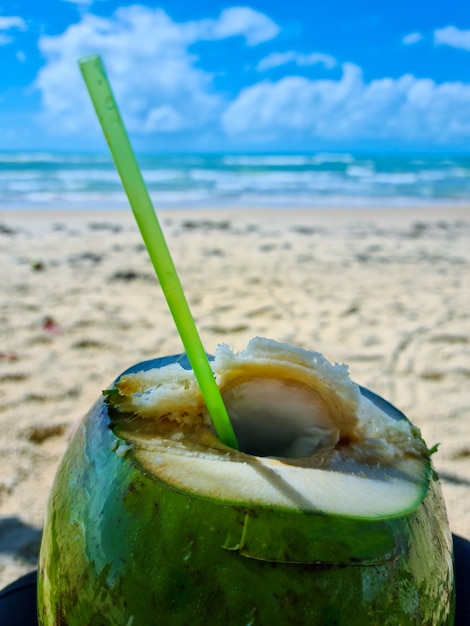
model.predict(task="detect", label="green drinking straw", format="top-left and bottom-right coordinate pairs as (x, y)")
top-left (78, 54), bottom-right (239, 450)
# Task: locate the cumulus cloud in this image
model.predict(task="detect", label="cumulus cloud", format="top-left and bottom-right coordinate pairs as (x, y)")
top-left (35, 5), bottom-right (279, 135)
top-left (0, 15), bottom-right (26, 45)
top-left (222, 63), bottom-right (470, 145)
top-left (0, 16), bottom-right (26, 30)
top-left (257, 51), bottom-right (337, 72)
top-left (205, 7), bottom-right (279, 45)
top-left (434, 26), bottom-right (470, 51)
top-left (402, 32), bottom-right (423, 46)
top-left (33, 6), bottom-right (470, 149)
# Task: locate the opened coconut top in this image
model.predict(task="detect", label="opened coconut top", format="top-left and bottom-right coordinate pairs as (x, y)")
top-left (105, 338), bottom-right (431, 516)
top-left (108, 337), bottom-right (426, 463)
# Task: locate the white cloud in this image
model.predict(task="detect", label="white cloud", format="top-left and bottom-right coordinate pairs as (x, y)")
top-left (36, 5), bottom-right (279, 133)
top-left (257, 51), bottom-right (337, 72)
top-left (36, 8), bottom-right (214, 135)
top-left (205, 7), bottom-right (279, 46)
top-left (434, 26), bottom-right (470, 51)
top-left (222, 63), bottom-right (470, 145)
top-left (0, 15), bottom-right (26, 45)
top-left (402, 32), bottom-right (423, 46)
top-left (35, 6), bottom-right (279, 136)
top-left (33, 6), bottom-right (470, 149)
top-left (0, 16), bottom-right (26, 30)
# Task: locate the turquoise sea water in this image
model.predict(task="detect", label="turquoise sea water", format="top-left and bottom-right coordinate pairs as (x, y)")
top-left (0, 152), bottom-right (469, 210)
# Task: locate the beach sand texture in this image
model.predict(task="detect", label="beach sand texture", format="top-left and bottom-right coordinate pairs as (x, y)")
top-left (0, 207), bottom-right (469, 589)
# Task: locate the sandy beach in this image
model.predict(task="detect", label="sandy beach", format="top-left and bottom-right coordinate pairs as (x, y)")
top-left (0, 206), bottom-right (469, 589)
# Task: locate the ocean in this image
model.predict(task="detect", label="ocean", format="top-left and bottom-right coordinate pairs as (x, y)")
top-left (0, 152), bottom-right (469, 210)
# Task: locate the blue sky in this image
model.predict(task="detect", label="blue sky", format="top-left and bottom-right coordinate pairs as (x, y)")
top-left (1, 1), bottom-right (470, 153)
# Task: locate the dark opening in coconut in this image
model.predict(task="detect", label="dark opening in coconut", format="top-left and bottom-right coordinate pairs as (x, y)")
top-left (222, 377), bottom-right (340, 458)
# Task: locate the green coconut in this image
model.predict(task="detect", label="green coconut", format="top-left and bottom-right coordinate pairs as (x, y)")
top-left (38, 338), bottom-right (455, 625)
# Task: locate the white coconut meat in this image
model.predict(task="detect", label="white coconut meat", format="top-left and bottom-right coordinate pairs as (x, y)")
top-left (109, 337), bottom-right (430, 518)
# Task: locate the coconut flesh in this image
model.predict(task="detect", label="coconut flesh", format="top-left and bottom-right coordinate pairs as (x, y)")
top-left (109, 337), bottom-right (429, 518)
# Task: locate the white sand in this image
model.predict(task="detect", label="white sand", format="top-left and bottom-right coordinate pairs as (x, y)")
top-left (0, 207), bottom-right (469, 588)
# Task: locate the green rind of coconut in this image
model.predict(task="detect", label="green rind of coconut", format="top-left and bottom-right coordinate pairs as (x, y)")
top-left (38, 397), bottom-right (455, 625)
